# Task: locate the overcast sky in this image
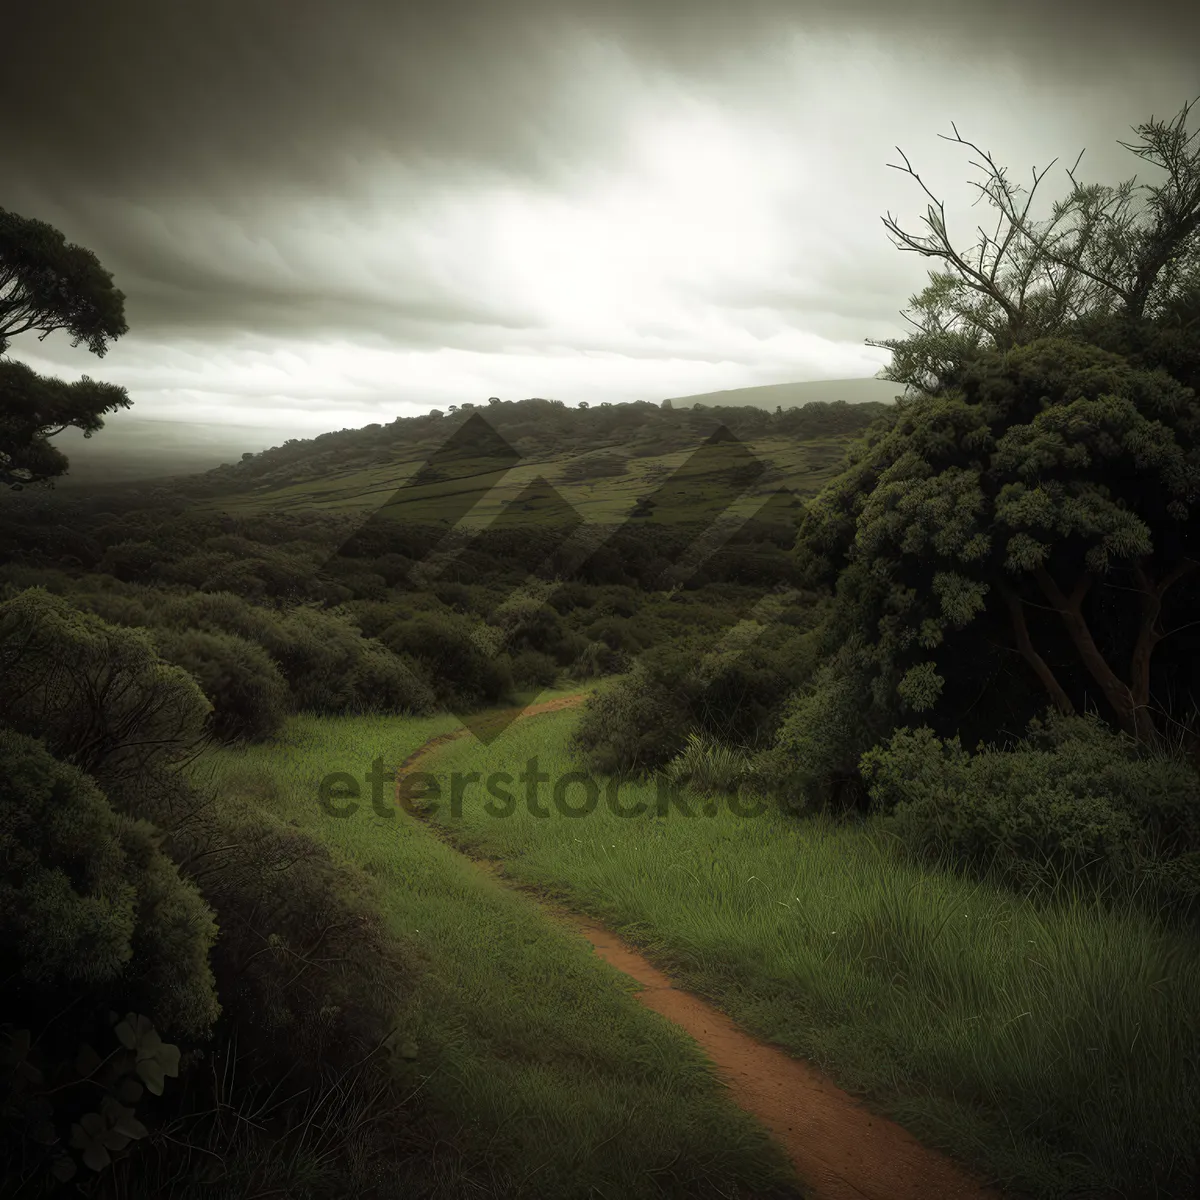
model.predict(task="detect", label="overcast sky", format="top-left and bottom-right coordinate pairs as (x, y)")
top-left (2, 0), bottom-right (1197, 447)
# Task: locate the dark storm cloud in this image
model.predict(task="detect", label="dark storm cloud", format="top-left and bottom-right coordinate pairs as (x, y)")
top-left (5, 0), bottom-right (1196, 197)
top-left (2, 0), bottom-right (1197, 440)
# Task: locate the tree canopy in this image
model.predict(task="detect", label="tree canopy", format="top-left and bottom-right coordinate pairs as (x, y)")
top-left (795, 98), bottom-right (1200, 761)
top-left (0, 208), bottom-right (131, 487)
top-left (868, 97), bottom-right (1200, 395)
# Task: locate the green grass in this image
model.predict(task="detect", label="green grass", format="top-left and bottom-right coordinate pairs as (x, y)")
top-left (200, 434), bottom-right (858, 521)
top-left (418, 706), bottom-right (1200, 1200)
top-left (198, 691), bottom-right (803, 1200)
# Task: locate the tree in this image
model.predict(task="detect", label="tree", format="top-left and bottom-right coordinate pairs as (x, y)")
top-left (868, 98), bottom-right (1200, 395)
top-left (794, 332), bottom-right (1200, 753)
top-left (1, 208), bottom-right (131, 487)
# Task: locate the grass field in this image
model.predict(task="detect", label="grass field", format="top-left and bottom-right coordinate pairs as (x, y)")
top-left (197, 434), bottom-right (860, 524)
top-left (416, 706), bottom-right (1200, 1200)
top-left (197, 689), bottom-right (803, 1200)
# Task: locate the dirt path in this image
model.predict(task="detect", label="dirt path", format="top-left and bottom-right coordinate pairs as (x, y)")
top-left (395, 693), bottom-right (1004, 1200)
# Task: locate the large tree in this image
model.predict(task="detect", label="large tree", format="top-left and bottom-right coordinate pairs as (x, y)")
top-left (868, 97), bottom-right (1200, 395)
top-left (796, 336), bottom-right (1199, 749)
top-left (793, 100), bottom-right (1200, 756)
top-left (0, 208), bottom-right (131, 488)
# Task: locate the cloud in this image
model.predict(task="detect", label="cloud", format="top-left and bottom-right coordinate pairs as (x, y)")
top-left (1, 1), bottom-right (1197, 443)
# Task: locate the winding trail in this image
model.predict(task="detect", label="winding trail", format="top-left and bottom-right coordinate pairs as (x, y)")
top-left (395, 693), bottom-right (1005, 1200)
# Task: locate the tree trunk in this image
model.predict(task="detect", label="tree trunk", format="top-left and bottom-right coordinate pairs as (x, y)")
top-left (1032, 565), bottom-right (1151, 741)
top-left (1130, 556), bottom-right (1199, 745)
top-left (997, 580), bottom-right (1076, 716)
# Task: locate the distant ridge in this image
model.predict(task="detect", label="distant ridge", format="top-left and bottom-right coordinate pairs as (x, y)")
top-left (657, 377), bottom-right (903, 411)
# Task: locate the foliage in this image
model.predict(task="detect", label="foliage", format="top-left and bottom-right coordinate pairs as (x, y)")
top-left (0, 727), bottom-right (220, 1038)
top-left (792, 334), bottom-right (1200, 753)
top-left (868, 98), bottom-right (1200, 394)
top-left (663, 732), bottom-right (751, 796)
top-left (152, 627), bottom-right (291, 742)
top-left (0, 359), bottom-right (131, 489)
top-left (507, 647), bottom-right (559, 688)
top-left (0, 588), bottom-right (212, 785)
top-left (571, 659), bottom-right (692, 777)
top-left (0, 206), bottom-right (130, 487)
top-left (1, 1011), bottom-right (179, 1190)
top-left (860, 708), bottom-right (1200, 898)
top-left (750, 637), bottom-right (899, 813)
top-left (380, 610), bottom-right (512, 708)
top-left (160, 786), bottom-right (412, 1099)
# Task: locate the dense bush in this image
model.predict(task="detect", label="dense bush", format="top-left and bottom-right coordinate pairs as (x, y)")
top-left (859, 709), bottom-right (1200, 900)
top-left (663, 732), bottom-right (751, 796)
top-left (750, 636), bottom-right (898, 813)
top-left (156, 588), bottom-right (285, 646)
top-left (161, 785), bottom-right (413, 1093)
top-left (153, 628), bottom-right (291, 742)
top-left (256, 605), bottom-right (371, 713)
top-left (568, 638), bottom-right (627, 679)
top-left (0, 588), bottom-right (212, 786)
top-left (380, 611), bottom-right (512, 708)
top-left (346, 637), bottom-right (436, 714)
top-left (0, 728), bottom-right (220, 1040)
top-left (507, 647), bottom-right (559, 689)
top-left (571, 658), bottom-right (692, 777)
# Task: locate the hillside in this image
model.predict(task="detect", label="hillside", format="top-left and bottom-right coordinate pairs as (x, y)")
top-left (152, 392), bottom-right (899, 530)
top-left (656, 376), bottom-right (903, 410)
top-left (45, 377), bottom-right (900, 489)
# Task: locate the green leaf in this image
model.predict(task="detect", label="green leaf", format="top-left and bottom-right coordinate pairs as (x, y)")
top-left (157, 1042), bottom-right (180, 1078)
top-left (99, 1096), bottom-right (146, 1140)
top-left (101, 1129), bottom-right (131, 1152)
top-left (137, 1059), bottom-right (165, 1096)
top-left (111, 1112), bottom-right (148, 1140)
top-left (82, 1141), bottom-right (112, 1171)
top-left (77, 1113), bottom-right (105, 1139)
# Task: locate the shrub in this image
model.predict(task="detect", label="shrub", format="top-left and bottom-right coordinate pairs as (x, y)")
top-left (156, 589), bottom-right (284, 647)
top-left (162, 791), bottom-right (412, 1092)
top-left (859, 708), bottom-right (1200, 896)
top-left (0, 729), bottom-right (220, 1040)
top-left (507, 648), bottom-right (559, 689)
top-left (751, 640), bottom-right (895, 813)
top-left (569, 639), bottom-right (627, 679)
top-left (67, 590), bottom-right (153, 629)
top-left (492, 593), bottom-right (567, 652)
top-left (381, 612), bottom-right (512, 708)
top-left (584, 615), bottom-right (644, 653)
top-left (571, 659), bottom-right (691, 777)
top-left (152, 628), bottom-right (291, 742)
top-left (257, 605), bottom-right (366, 714)
top-left (547, 580), bottom-right (595, 614)
top-left (346, 638), bottom-right (436, 714)
top-left (0, 588), bottom-right (212, 785)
